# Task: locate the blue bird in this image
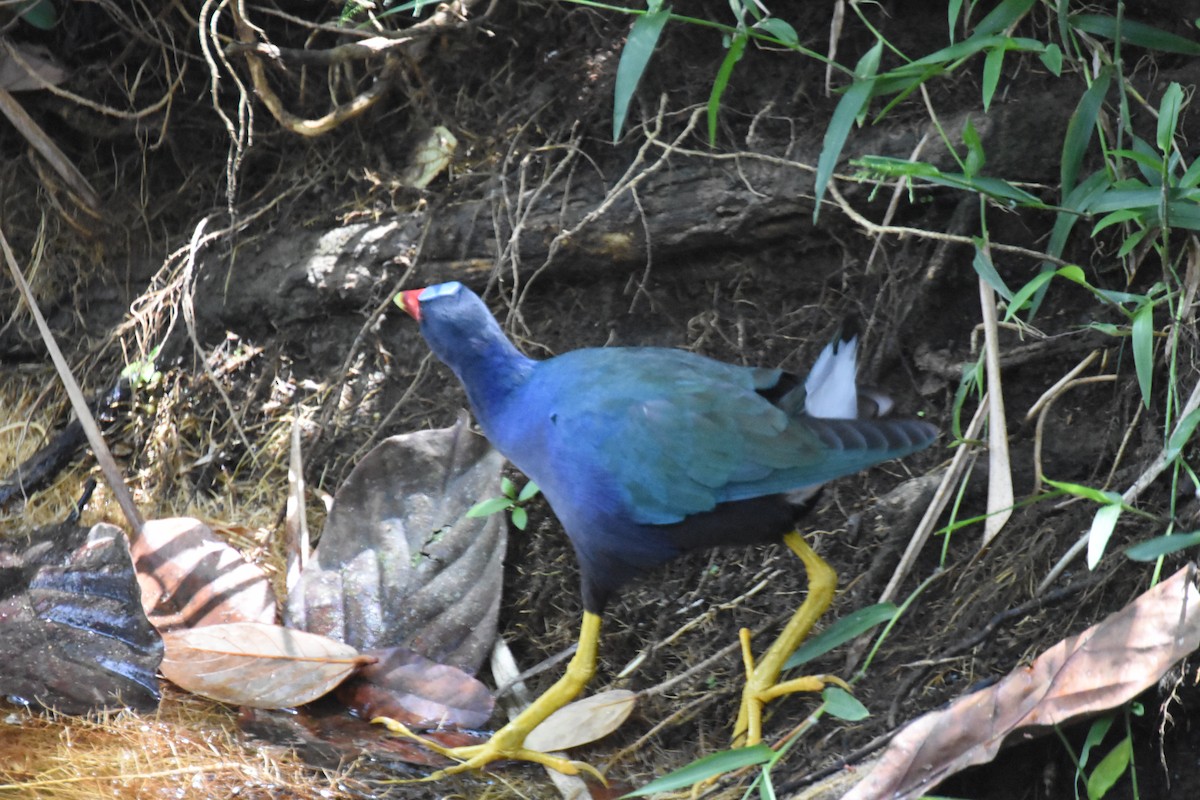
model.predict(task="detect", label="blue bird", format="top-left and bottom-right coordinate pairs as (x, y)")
top-left (389, 281), bottom-right (937, 779)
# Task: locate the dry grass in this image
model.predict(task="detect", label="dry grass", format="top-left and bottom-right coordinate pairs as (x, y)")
top-left (0, 693), bottom-right (347, 800)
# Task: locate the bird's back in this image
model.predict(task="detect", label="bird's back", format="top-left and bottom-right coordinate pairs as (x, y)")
top-left (493, 346), bottom-right (934, 526)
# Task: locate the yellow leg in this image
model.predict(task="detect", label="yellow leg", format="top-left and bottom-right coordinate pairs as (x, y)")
top-left (375, 611), bottom-right (605, 781)
top-left (732, 531), bottom-right (846, 747)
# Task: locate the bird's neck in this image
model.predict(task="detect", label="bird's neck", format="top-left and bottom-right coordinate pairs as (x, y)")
top-left (451, 335), bottom-right (535, 430)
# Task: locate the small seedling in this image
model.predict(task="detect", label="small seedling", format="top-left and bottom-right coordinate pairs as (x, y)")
top-left (467, 477), bottom-right (540, 530)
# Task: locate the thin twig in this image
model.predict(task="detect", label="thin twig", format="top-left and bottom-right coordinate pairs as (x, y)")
top-left (0, 226), bottom-right (144, 536)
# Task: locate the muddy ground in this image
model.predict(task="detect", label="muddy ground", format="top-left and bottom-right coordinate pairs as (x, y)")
top-left (2, 1), bottom-right (1200, 798)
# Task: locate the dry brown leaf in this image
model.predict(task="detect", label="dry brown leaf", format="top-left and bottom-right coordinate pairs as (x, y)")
top-left (335, 645), bottom-right (494, 729)
top-left (132, 517), bottom-right (275, 632)
top-left (524, 689), bottom-right (637, 753)
top-left (161, 621), bottom-right (372, 709)
top-left (845, 565), bottom-right (1200, 800)
top-left (286, 413), bottom-right (506, 674)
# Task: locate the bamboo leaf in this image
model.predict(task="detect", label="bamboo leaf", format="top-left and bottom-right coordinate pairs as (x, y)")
top-left (755, 17), bottom-right (797, 46)
top-left (1043, 476), bottom-right (1121, 506)
top-left (972, 244), bottom-right (1014, 300)
top-left (1070, 14), bottom-right (1200, 55)
top-left (1062, 66), bottom-right (1112, 196)
top-left (982, 46), bottom-right (1004, 111)
top-left (612, 2), bottom-right (671, 142)
top-left (814, 40), bottom-right (882, 222)
top-left (708, 31), bottom-right (747, 145)
top-left (624, 745), bottom-right (774, 795)
top-left (1087, 503), bottom-right (1124, 569)
top-left (1165, 407), bottom-right (1200, 462)
top-left (1132, 300), bottom-right (1154, 407)
top-left (1157, 82), bottom-right (1184, 154)
top-left (1124, 530), bottom-right (1200, 562)
top-left (786, 603), bottom-right (898, 669)
top-left (973, 0), bottom-right (1037, 37)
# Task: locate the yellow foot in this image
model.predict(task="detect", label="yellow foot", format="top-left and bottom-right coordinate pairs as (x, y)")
top-left (373, 610), bottom-right (608, 782)
top-left (730, 531), bottom-right (843, 747)
top-left (731, 626), bottom-right (851, 746)
top-left (373, 715), bottom-right (606, 782)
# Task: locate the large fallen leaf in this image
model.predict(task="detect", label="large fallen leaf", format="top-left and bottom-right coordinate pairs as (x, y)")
top-left (335, 645), bottom-right (494, 728)
top-left (0, 523), bottom-right (161, 713)
top-left (131, 517), bottom-right (275, 632)
top-left (845, 565), bottom-right (1200, 800)
top-left (239, 705), bottom-right (486, 771)
top-left (286, 413), bottom-right (506, 674)
top-left (160, 621), bottom-right (373, 709)
top-left (524, 690), bottom-right (637, 752)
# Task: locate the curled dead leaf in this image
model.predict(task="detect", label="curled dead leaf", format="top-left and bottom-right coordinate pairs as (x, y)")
top-left (161, 621), bottom-right (373, 709)
top-left (845, 565), bottom-right (1200, 800)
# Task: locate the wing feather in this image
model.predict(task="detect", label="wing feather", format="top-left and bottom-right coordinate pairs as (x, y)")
top-left (533, 348), bottom-right (935, 526)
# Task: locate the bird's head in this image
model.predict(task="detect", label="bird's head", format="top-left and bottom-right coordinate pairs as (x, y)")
top-left (396, 282), bottom-right (524, 376)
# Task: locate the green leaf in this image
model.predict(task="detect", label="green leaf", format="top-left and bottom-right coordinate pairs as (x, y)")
top-left (785, 603), bottom-right (897, 669)
top-left (466, 497), bottom-right (513, 518)
top-left (517, 479), bottom-right (541, 503)
top-left (708, 31), bottom-right (748, 145)
top-left (1132, 300), bottom-right (1154, 408)
top-left (1071, 14), bottom-right (1200, 55)
top-left (612, 3), bottom-right (671, 142)
top-left (1062, 66), bottom-right (1112, 196)
top-left (1116, 227), bottom-right (1150, 259)
top-left (1157, 83), bottom-right (1184, 154)
top-left (1124, 530), bottom-right (1200, 562)
top-left (1086, 735), bottom-right (1132, 800)
top-left (982, 46), bottom-right (1004, 111)
top-left (622, 745), bottom-right (774, 796)
top-left (16, 0), bottom-right (57, 29)
top-left (1092, 208), bottom-right (1145, 237)
top-left (511, 506), bottom-right (528, 531)
top-left (963, 119), bottom-right (985, 179)
top-left (926, 172), bottom-right (1044, 206)
top-left (822, 686), bottom-right (869, 721)
top-left (1039, 42), bottom-right (1063, 75)
top-left (973, 0), bottom-right (1036, 37)
top-left (1087, 503), bottom-right (1124, 569)
top-left (1087, 187), bottom-right (1162, 214)
top-left (971, 244), bottom-right (1014, 301)
top-left (1164, 197), bottom-right (1200, 231)
top-left (948, 0), bottom-right (964, 42)
top-left (1179, 157), bottom-right (1200, 189)
top-left (1080, 716), bottom-right (1115, 769)
top-left (501, 476), bottom-right (517, 498)
top-left (1165, 407), bottom-right (1200, 462)
top-left (813, 40), bottom-right (882, 222)
top-left (755, 17), bottom-right (798, 47)
top-left (1043, 477), bottom-right (1121, 506)
top-left (1005, 267), bottom-right (1059, 321)
top-left (1108, 147), bottom-right (1167, 177)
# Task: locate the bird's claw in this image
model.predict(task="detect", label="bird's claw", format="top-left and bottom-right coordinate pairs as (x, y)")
top-left (372, 715), bottom-right (606, 784)
top-left (732, 626), bottom-right (850, 747)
